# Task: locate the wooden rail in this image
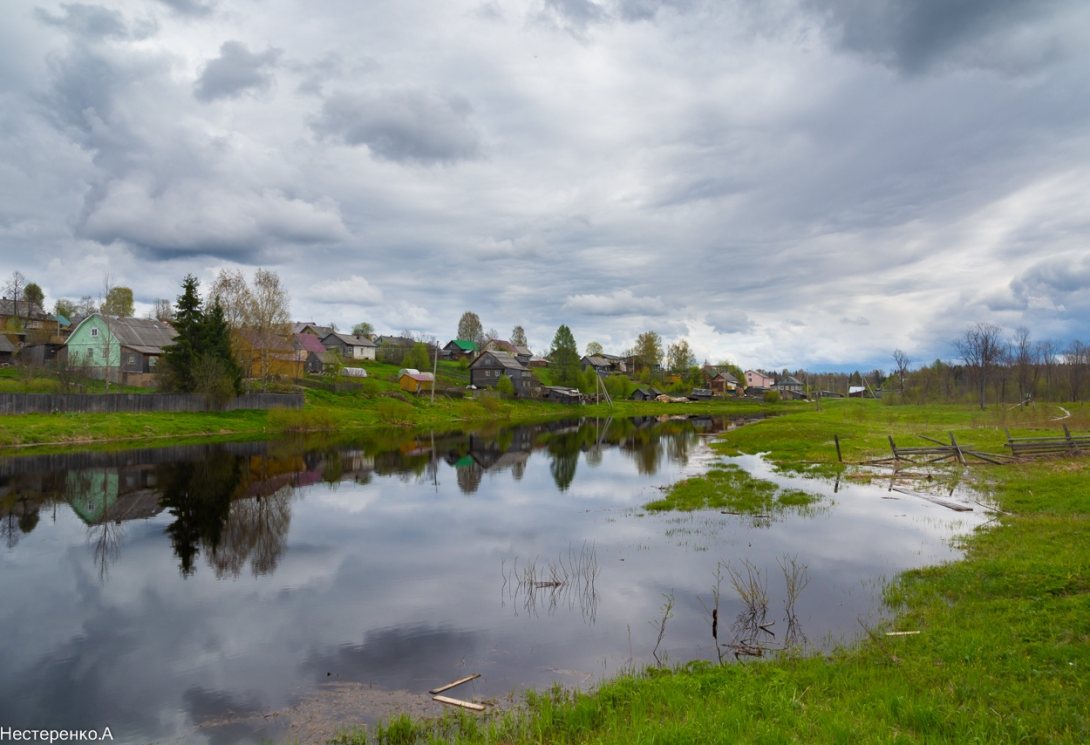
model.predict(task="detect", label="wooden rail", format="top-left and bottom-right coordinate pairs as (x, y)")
top-left (1005, 426), bottom-right (1090, 457)
top-left (887, 433), bottom-right (1008, 465)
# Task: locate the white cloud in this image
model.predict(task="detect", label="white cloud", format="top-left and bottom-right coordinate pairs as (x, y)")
top-left (562, 289), bottom-right (666, 316)
top-left (309, 275), bottom-right (384, 305)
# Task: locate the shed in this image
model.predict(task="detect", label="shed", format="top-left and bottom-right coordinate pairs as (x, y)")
top-left (400, 371), bottom-right (434, 394)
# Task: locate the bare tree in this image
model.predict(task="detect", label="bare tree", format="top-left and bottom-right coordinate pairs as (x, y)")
top-left (250, 269), bottom-right (291, 389)
top-left (98, 274), bottom-right (119, 391)
top-left (4, 271), bottom-right (26, 327)
top-left (210, 268), bottom-right (255, 378)
top-left (153, 298), bottom-right (173, 322)
top-left (892, 349), bottom-right (910, 398)
top-left (956, 322), bottom-right (1004, 410)
top-left (1066, 340), bottom-right (1087, 402)
top-left (1012, 327), bottom-right (1036, 403)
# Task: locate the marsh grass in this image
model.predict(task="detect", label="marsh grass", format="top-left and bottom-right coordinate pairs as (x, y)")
top-left (644, 461), bottom-right (820, 517)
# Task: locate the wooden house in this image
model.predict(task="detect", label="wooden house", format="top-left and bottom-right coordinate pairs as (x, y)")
top-left (469, 350), bottom-right (532, 396)
top-left (581, 354), bottom-right (627, 376)
top-left (542, 386), bottom-right (584, 404)
top-left (0, 299), bottom-right (60, 348)
top-left (321, 331), bottom-right (377, 361)
top-left (399, 371), bottom-right (434, 394)
top-left (238, 329), bottom-right (304, 380)
top-left (629, 384), bottom-right (662, 401)
top-left (774, 374), bottom-right (805, 397)
top-left (294, 333), bottom-right (337, 374)
top-left (64, 314), bottom-right (176, 386)
top-left (443, 339), bottom-right (479, 360)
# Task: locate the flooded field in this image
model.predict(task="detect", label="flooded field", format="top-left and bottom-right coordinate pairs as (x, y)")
top-left (0, 417), bottom-right (989, 744)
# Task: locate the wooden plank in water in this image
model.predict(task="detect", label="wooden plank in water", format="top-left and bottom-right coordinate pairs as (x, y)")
top-left (429, 674), bottom-right (481, 695)
top-left (432, 695), bottom-right (486, 711)
top-left (889, 486), bottom-right (973, 512)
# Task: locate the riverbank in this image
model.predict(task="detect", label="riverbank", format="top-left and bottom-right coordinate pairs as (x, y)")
top-left (0, 387), bottom-right (773, 452)
top-left (332, 400), bottom-right (1089, 744)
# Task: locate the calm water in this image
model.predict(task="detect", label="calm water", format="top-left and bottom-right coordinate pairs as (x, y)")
top-left (0, 417), bottom-right (987, 744)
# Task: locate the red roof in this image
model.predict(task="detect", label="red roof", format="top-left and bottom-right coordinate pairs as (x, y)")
top-left (294, 333), bottom-right (326, 355)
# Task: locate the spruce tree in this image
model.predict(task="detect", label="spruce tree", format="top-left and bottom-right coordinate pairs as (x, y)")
top-left (161, 275), bottom-right (204, 392)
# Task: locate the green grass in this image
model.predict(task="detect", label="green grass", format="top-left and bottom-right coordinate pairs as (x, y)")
top-left (331, 399), bottom-right (1090, 744)
top-left (645, 462), bottom-right (820, 516)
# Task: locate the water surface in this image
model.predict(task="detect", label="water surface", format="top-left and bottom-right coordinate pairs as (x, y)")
top-left (0, 417), bottom-right (987, 743)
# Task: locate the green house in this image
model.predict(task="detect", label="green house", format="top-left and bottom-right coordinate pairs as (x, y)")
top-left (65, 313), bottom-right (176, 384)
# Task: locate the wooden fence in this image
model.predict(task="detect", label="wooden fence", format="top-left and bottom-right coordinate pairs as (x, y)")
top-left (0, 392), bottom-right (304, 415)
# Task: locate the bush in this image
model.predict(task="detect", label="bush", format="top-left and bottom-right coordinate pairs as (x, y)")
top-left (764, 390), bottom-right (781, 403)
top-left (496, 374), bottom-right (515, 398)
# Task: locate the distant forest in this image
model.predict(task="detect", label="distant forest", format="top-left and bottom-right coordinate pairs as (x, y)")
top-left (795, 323), bottom-right (1088, 408)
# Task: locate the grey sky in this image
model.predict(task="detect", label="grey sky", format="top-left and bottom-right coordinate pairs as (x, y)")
top-left (2, 0), bottom-right (1089, 371)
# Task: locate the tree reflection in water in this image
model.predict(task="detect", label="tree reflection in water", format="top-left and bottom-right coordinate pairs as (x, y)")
top-left (159, 450), bottom-right (296, 579)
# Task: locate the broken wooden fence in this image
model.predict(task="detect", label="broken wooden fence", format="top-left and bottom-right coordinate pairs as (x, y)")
top-left (886, 433), bottom-right (1009, 465)
top-left (1005, 425), bottom-right (1090, 457)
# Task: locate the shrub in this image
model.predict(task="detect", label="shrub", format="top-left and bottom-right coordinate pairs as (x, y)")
top-left (764, 390), bottom-right (781, 403)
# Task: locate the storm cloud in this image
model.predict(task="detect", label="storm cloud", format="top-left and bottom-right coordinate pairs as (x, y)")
top-left (195, 41), bottom-right (282, 101)
top-left (3, 0), bottom-right (1090, 369)
top-left (312, 89), bottom-right (482, 164)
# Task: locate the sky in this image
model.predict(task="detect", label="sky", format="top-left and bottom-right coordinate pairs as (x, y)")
top-left (2, 0), bottom-right (1090, 372)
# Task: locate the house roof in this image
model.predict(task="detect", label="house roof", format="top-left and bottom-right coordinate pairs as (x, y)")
top-left (0, 299), bottom-right (51, 321)
top-left (470, 350), bottom-right (529, 371)
top-left (293, 322), bottom-right (334, 337)
top-left (446, 339), bottom-right (479, 352)
top-left (69, 314), bottom-right (176, 352)
top-left (0, 336), bottom-right (14, 354)
top-left (323, 331), bottom-right (376, 348)
top-left (294, 333), bottom-right (326, 355)
top-left (778, 375), bottom-right (803, 386)
top-left (401, 372), bottom-right (434, 383)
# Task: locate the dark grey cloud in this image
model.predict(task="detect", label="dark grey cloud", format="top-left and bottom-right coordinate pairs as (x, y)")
top-left (156, 0), bottom-right (216, 17)
top-left (194, 41), bottom-right (282, 102)
top-left (803, 0), bottom-right (1078, 75)
top-left (312, 89), bottom-right (481, 164)
top-left (706, 311), bottom-right (755, 335)
top-left (34, 3), bottom-right (129, 40)
top-left (1011, 254), bottom-right (1090, 307)
top-left (616, 0), bottom-right (699, 22)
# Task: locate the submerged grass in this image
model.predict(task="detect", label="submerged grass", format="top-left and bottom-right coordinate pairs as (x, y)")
top-left (334, 399), bottom-right (1090, 744)
top-left (645, 462), bottom-right (819, 516)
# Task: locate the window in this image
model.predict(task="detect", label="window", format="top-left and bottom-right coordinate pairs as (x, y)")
top-left (90, 328), bottom-right (99, 337)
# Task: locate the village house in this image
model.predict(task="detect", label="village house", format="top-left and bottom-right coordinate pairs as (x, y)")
top-left (294, 333), bottom-right (337, 374)
top-left (744, 370), bottom-right (776, 389)
top-left (774, 374), bottom-right (805, 398)
top-left (321, 331), bottom-right (377, 361)
top-left (237, 329), bottom-right (304, 380)
top-left (703, 366), bottom-right (740, 395)
top-left (443, 339), bottom-right (478, 361)
top-left (0, 298), bottom-right (60, 348)
top-left (469, 350), bottom-right (533, 396)
top-left (581, 353), bottom-right (627, 376)
top-left (629, 384), bottom-right (663, 401)
top-left (64, 314), bottom-right (176, 386)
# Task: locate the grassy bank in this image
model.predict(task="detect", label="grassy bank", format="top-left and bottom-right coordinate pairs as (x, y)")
top-left (0, 379), bottom-right (772, 451)
top-left (334, 399), bottom-right (1089, 744)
